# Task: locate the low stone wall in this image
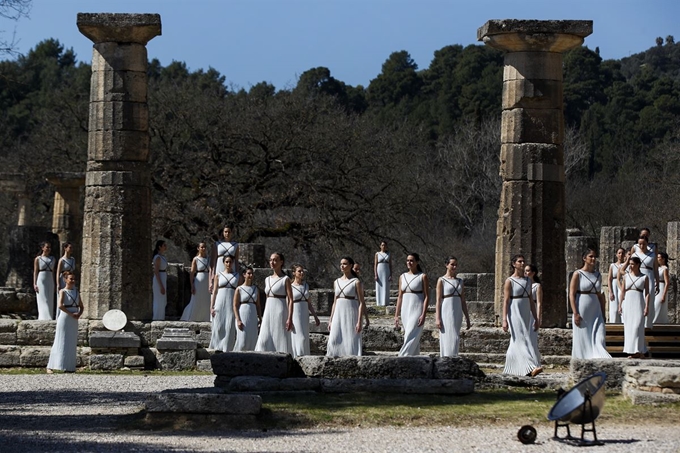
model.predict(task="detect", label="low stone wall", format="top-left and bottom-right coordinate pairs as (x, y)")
top-left (571, 358), bottom-right (680, 390)
top-left (622, 366), bottom-right (680, 404)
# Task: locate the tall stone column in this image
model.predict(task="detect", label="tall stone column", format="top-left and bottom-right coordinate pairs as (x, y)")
top-left (667, 222), bottom-right (680, 277)
top-left (478, 20), bottom-right (592, 328)
top-left (45, 172), bottom-right (85, 246)
top-left (77, 13), bottom-right (161, 320)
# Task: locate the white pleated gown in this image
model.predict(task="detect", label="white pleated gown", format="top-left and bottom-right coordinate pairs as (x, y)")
top-left (209, 271), bottom-right (238, 351)
top-left (635, 249), bottom-right (656, 328)
top-left (180, 256), bottom-right (211, 322)
top-left (439, 276), bottom-right (463, 357)
top-left (398, 273), bottom-right (426, 357)
top-left (654, 265), bottom-right (669, 324)
top-left (622, 273), bottom-right (648, 355)
top-left (529, 282), bottom-right (542, 366)
top-left (56, 257), bottom-right (76, 321)
top-left (47, 288), bottom-right (79, 372)
top-left (503, 277), bottom-right (541, 375)
top-left (152, 254), bottom-right (168, 321)
top-left (255, 275), bottom-right (292, 354)
top-left (291, 282), bottom-right (311, 358)
top-left (571, 270), bottom-right (611, 359)
top-left (326, 277), bottom-right (362, 357)
top-left (608, 263), bottom-right (623, 323)
top-left (215, 240), bottom-right (239, 274)
top-left (36, 256), bottom-right (55, 320)
top-left (375, 252), bottom-right (390, 307)
top-left (234, 285), bottom-right (259, 352)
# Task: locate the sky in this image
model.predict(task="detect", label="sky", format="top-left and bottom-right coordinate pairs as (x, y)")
top-left (2, 0), bottom-right (680, 90)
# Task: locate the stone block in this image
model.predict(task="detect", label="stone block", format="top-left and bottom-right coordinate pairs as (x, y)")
top-left (0, 332), bottom-right (16, 343)
top-left (156, 327), bottom-right (197, 350)
top-left (458, 273), bottom-right (478, 293)
top-left (279, 377), bottom-right (322, 392)
top-left (571, 358), bottom-right (680, 390)
top-left (459, 328), bottom-right (509, 354)
top-left (196, 329), bottom-right (212, 348)
top-left (503, 79), bottom-right (563, 110)
top-left (361, 326), bottom-right (403, 351)
top-left (90, 69), bottom-right (147, 103)
top-left (432, 357), bottom-right (486, 381)
top-left (20, 346), bottom-right (51, 367)
top-left (89, 331), bottom-right (141, 348)
top-left (87, 130), bottom-right (150, 162)
top-left (210, 351), bottom-right (294, 378)
top-left (296, 356), bottom-right (433, 379)
top-left (466, 301), bottom-right (495, 326)
top-left (123, 355), bottom-right (145, 368)
top-left (499, 143), bottom-right (564, 182)
top-left (84, 187), bottom-right (150, 216)
top-left (309, 289), bottom-right (333, 316)
top-left (89, 100), bottom-right (149, 133)
top-left (0, 289), bottom-right (33, 314)
top-left (228, 376), bottom-right (282, 392)
top-left (503, 52), bottom-right (564, 81)
top-left (196, 359), bottom-right (212, 372)
top-left (599, 226), bottom-right (639, 270)
top-left (476, 273), bottom-right (496, 302)
top-left (501, 108), bottom-right (564, 145)
top-left (157, 349), bottom-right (196, 371)
top-left (320, 378), bottom-right (474, 395)
top-left (309, 333), bottom-right (327, 354)
top-left (0, 346), bottom-right (21, 366)
top-left (145, 392), bottom-right (261, 415)
top-left (91, 42), bottom-right (149, 72)
top-left (238, 243), bottom-right (267, 268)
top-left (626, 366), bottom-right (680, 389)
top-left (623, 382), bottom-right (680, 405)
top-left (17, 321), bottom-right (56, 345)
top-left (89, 353), bottom-right (124, 370)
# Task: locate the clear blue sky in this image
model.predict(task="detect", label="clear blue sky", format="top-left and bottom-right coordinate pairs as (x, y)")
top-left (3, 0), bottom-right (679, 90)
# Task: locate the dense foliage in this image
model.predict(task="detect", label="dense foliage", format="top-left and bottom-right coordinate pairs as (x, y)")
top-left (1, 35), bottom-right (679, 281)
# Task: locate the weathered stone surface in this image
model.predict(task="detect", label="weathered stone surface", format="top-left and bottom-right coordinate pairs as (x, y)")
top-left (279, 377), bottom-right (322, 392)
top-left (20, 346), bottom-right (51, 367)
top-left (87, 131), bottom-right (150, 162)
top-left (482, 372), bottom-right (565, 389)
top-left (78, 13), bottom-right (162, 45)
top-left (156, 327), bottom-right (197, 350)
top-left (476, 273), bottom-right (495, 302)
top-left (478, 20), bottom-right (591, 53)
top-left (309, 289), bottom-right (333, 316)
top-left (501, 109), bottom-right (564, 145)
top-left (157, 349), bottom-right (195, 371)
top-left (89, 353), bottom-right (124, 370)
top-left (17, 321), bottom-right (55, 345)
top-left (571, 358), bottom-right (680, 390)
top-left (500, 143), bottom-right (564, 182)
top-left (626, 366), bottom-right (680, 389)
top-left (210, 352), bottom-right (294, 378)
top-left (466, 301), bottom-right (495, 326)
top-left (145, 392), bottom-right (261, 414)
top-left (123, 355), bottom-right (145, 368)
top-left (0, 290), bottom-right (34, 315)
top-left (320, 378), bottom-right (474, 394)
top-left (296, 356), bottom-right (433, 379)
top-left (89, 331), bottom-right (141, 348)
top-left (0, 346), bottom-right (21, 366)
top-left (623, 382), bottom-right (680, 405)
top-left (196, 359), bottom-right (212, 372)
top-left (0, 319), bottom-right (19, 333)
top-left (668, 222), bottom-right (680, 277)
top-left (502, 52), bottom-right (564, 81)
top-left (238, 243), bottom-right (267, 268)
top-left (141, 347), bottom-right (157, 369)
top-left (503, 79), bottom-right (563, 110)
top-left (89, 100), bottom-right (149, 133)
top-left (432, 357), bottom-right (486, 381)
top-left (228, 376), bottom-right (283, 392)
top-left (309, 333), bottom-right (327, 354)
top-left (90, 69), bottom-right (147, 103)
top-left (362, 326), bottom-right (403, 351)
top-left (478, 19), bottom-right (593, 40)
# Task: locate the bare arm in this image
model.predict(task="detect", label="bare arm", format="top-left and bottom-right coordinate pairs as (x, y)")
top-left (502, 279), bottom-right (511, 332)
top-left (56, 258), bottom-right (64, 290)
top-left (233, 289), bottom-right (243, 330)
top-left (210, 275), bottom-right (219, 317)
top-left (569, 272), bottom-right (581, 327)
top-left (356, 280), bottom-right (366, 333)
top-left (435, 278), bottom-right (443, 330)
top-left (661, 267), bottom-right (669, 302)
top-left (189, 258), bottom-right (198, 294)
top-left (607, 264), bottom-right (615, 301)
top-left (644, 276), bottom-right (650, 316)
top-left (306, 289), bottom-right (321, 326)
top-left (394, 275), bottom-right (404, 328)
top-left (373, 253), bottom-right (378, 281)
top-left (33, 257), bottom-right (39, 293)
top-left (285, 278), bottom-right (294, 331)
top-left (461, 281), bottom-right (471, 329)
top-left (418, 274), bottom-right (429, 327)
top-left (527, 284), bottom-right (538, 331)
top-left (535, 284), bottom-right (543, 328)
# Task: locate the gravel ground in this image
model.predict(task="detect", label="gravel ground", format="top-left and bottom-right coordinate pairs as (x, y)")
top-left (1, 374), bottom-right (679, 452)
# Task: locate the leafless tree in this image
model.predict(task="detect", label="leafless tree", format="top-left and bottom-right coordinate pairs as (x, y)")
top-left (1, 0), bottom-right (31, 55)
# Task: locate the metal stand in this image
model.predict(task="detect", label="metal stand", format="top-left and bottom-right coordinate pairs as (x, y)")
top-left (553, 390), bottom-right (604, 447)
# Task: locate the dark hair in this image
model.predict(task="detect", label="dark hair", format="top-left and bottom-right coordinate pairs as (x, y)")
top-left (244, 266), bottom-right (254, 273)
top-left (341, 256), bottom-right (359, 279)
top-left (582, 247), bottom-right (598, 259)
top-left (196, 242), bottom-right (207, 256)
top-left (291, 263), bottom-right (304, 273)
top-left (630, 256), bottom-right (642, 265)
top-left (62, 270), bottom-right (74, 279)
top-left (223, 254), bottom-right (235, 264)
top-left (37, 241), bottom-right (51, 256)
top-left (407, 252), bottom-right (423, 273)
top-left (640, 227), bottom-right (651, 235)
top-left (658, 252), bottom-right (670, 266)
top-left (153, 240), bottom-right (166, 256)
top-left (62, 242), bottom-right (73, 253)
top-left (445, 256), bottom-right (458, 265)
top-left (527, 263), bottom-right (541, 284)
top-left (510, 254), bottom-right (524, 272)
top-left (218, 224), bottom-right (235, 239)
top-left (380, 240), bottom-right (388, 247)
top-left (271, 252), bottom-right (285, 269)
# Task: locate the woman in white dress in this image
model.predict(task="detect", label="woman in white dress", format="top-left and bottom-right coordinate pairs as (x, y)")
top-left (210, 225), bottom-right (239, 290)
top-left (619, 256), bottom-right (649, 358)
top-left (47, 271), bottom-right (83, 373)
top-left (180, 242), bottom-right (211, 322)
top-left (653, 252), bottom-right (670, 324)
top-left (607, 247), bottom-right (625, 323)
top-left (435, 256), bottom-right (470, 357)
top-left (373, 241), bottom-right (392, 307)
top-left (395, 253), bottom-right (429, 357)
top-left (233, 266), bottom-right (262, 351)
top-left (33, 241), bottom-right (55, 320)
top-left (256, 252), bottom-right (294, 354)
top-left (627, 234), bottom-right (657, 328)
top-left (570, 248), bottom-right (611, 360)
top-left (152, 240), bottom-right (168, 321)
top-left (209, 255), bottom-right (242, 351)
top-left (290, 264), bottom-right (321, 357)
top-left (524, 263), bottom-right (543, 369)
top-left (502, 254), bottom-right (542, 376)
top-left (56, 242), bottom-right (76, 291)
top-left (327, 256), bottom-right (365, 357)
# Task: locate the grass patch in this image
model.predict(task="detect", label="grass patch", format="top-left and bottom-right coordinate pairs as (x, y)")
top-left (0, 368), bottom-right (213, 376)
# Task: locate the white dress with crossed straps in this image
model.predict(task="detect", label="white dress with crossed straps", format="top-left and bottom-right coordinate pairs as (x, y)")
top-left (622, 273), bottom-right (648, 355)
top-left (234, 284), bottom-right (259, 352)
top-left (47, 288), bottom-right (79, 371)
top-left (180, 256), bottom-right (211, 322)
top-left (608, 263), bottom-right (623, 323)
top-left (530, 282), bottom-right (542, 365)
top-left (326, 277), bottom-right (362, 357)
top-left (152, 254), bottom-right (168, 321)
top-left (215, 240), bottom-right (239, 274)
top-left (255, 275), bottom-right (292, 354)
top-left (634, 248), bottom-right (656, 328)
top-left (439, 276), bottom-right (463, 357)
top-left (209, 271), bottom-right (239, 351)
top-left (58, 256), bottom-right (76, 290)
top-left (375, 252), bottom-right (391, 307)
top-left (398, 272), bottom-right (426, 357)
top-left (36, 255), bottom-right (55, 320)
top-left (503, 276), bottom-right (542, 375)
top-left (571, 270), bottom-right (611, 359)
top-left (291, 282), bottom-right (312, 358)
top-left (653, 265), bottom-right (669, 324)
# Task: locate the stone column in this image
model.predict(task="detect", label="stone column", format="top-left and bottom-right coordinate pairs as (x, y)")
top-left (77, 13), bottom-right (161, 320)
top-left (0, 173), bottom-right (29, 226)
top-left (45, 172), bottom-right (85, 246)
top-left (667, 222), bottom-right (680, 276)
top-left (478, 20), bottom-right (592, 328)
top-left (599, 226), bottom-right (638, 269)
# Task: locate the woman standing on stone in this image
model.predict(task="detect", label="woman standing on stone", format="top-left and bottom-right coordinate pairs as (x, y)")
top-left (607, 247), bottom-right (626, 323)
top-left (570, 248), bottom-right (611, 360)
top-left (233, 266), bottom-right (261, 351)
top-left (255, 252), bottom-right (294, 354)
top-left (327, 256), bottom-right (365, 357)
top-left (56, 242), bottom-right (76, 292)
top-left (290, 264), bottom-right (321, 357)
top-left (152, 240), bottom-right (168, 321)
top-left (653, 252), bottom-right (670, 324)
top-left (524, 263), bottom-right (543, 369)
top-left (435, 256), bottom-right (470, 357)
top-left (619, 256), bottom-right (649, 358)
top-left (47, 271), bottom-right (83, 373)
top-left (394, 253), bottom-right (429, 357)
top-left (33, 241), bottom-right (55, 320)
top-left (502, 254), bottom-right (542, 376)
top-left (210, 224), bottom-right (239, 290)
top-left (627, 233), bottom-right (657, 327)
top-left (180, 242), bottom-right (211, 322)
top-left (209, 255), bottom-right (242, 351)
top-left (374, 240), bottom-right (392, 307)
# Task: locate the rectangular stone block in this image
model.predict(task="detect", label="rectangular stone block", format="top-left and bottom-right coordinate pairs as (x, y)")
top-left (458, 273), bottom-right (477, 295)
top-left (238, 243), bottom-right (267, 268)
top-left (87, 130), bottom-right (150, 162)
top-left (89, 331), bottom-right (141, 348)
top-left (503, 52), bottom-right (563, 81)
top-left (157, 349), bottom-right (196, 371)
top-left (501, 108), bottom-right (564, 145)
top-left (20, 346), bottom-right (51, 367)
top-left (296, 356), bottom-right (433, 379)
top-left (309, 289), bottom-right (333, 316)
top-left (0, 346), bottom-right (21, 366)
top-left (320, 378), bottom-right (474, 395)
top-left (500, 143), bottom-right (564, 182)
top-left (89, 353), bottom-right (124, 370)
top-left (89, 100), bottom-right (148, 133)
top-left (91, 69), bottom-right (147, 103)
top-left (124, 355), bottom-right (145, 367)
top-left (196, 359), bottom-right (212, 372)
top-left (466, 301), bottom-right (495, 326)
top-left (211, 351), bottom-right (294, 378)
top-left (92, 42), bottom-right (148, 72)
top-left (0, 332), bottom-right (17, 344)
top-left (476, 273), bottom-right (496, 301)
top-left (145, 392), bottom-right (261, 414)
top-left (0, 319), bottom-right (19, 333)
top-left (17, 321), bottom-right (56, 345)
top-left (668, 222), bottom-right (680, 276)
top-left (503, 79), bottom-right (563, 110)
